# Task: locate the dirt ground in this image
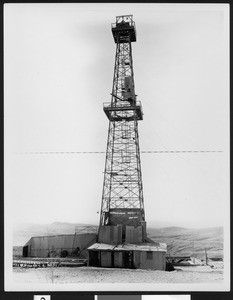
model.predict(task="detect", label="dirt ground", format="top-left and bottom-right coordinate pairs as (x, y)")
top-left (13, 261), bottom-right (223, 284)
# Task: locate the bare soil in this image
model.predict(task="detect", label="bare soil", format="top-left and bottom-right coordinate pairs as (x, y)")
top-left (13, 261), bottom-right (223, 284)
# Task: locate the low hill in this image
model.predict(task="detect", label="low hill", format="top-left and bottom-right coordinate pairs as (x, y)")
top-left (147, 226), bottom-right (223, 259)
top-left (13, 222), bottom-right (223, 259)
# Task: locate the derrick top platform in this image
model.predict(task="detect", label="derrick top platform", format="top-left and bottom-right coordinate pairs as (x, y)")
top-left (103, 101), bottom-right (143, 121)
top-left (111, 15), bottom-right (136, 43)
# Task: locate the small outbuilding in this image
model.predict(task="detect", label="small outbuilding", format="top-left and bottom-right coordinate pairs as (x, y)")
top-left (87, 242), bottom-right (167, 270)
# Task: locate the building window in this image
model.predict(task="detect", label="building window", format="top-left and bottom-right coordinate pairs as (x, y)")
top-left (146, 251), bottom-right (153, 260)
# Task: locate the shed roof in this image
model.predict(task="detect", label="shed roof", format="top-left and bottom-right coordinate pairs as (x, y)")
top-left (88, 242), bottom-right (167, 252)
top-left (87, 243), bottom-right (116, 251)
top-left (115, 243), bottom-right (167, 252)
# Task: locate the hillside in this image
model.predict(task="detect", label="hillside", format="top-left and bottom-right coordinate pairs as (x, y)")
top-left (147, 226), bottom-right (223, 259)
top-left (13, 222), bottom-right (223, 259)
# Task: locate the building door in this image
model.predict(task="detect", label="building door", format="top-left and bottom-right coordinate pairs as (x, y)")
top-left (124, 251), bottom-right (134, 268)
top-left (23, 246), bottom-right (28, 257)
top-left (89, 251), bottom-right (100, 267)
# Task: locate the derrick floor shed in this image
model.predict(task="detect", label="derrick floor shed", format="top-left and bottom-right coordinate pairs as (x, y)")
top-left (88, 242), bottom-right (167, 270)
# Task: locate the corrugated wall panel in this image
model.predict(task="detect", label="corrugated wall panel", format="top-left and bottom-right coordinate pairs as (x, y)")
top-left (98, 226), bottom-right (111, 243)
top-left (125, 226), bottom-right (143, 243)
top-left (114, 251), bottom-right (123, 267)
top-left (133, 250), bottom-right (141, 268)
top-left (27, 234), bottom-right (97, 258)
top-left (140, 251), bottom-right (165, 270)
top-left (101, 251), bottom-right (112, 267)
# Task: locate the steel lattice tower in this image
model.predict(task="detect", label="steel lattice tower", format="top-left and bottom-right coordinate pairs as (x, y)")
top-left (99, 15), bottom-right (145, 240)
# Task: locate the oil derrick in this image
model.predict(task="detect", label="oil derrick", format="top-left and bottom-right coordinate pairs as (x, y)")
top-left (99, 15), bottom-right (145, 244)
top-left (87, 15), bottom-right (167, 270)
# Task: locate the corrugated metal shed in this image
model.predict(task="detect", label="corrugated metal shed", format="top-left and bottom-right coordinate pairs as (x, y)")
top-left (23, 233), bottom-right (97, 258)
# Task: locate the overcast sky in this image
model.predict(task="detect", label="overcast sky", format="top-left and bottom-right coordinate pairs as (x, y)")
top-left (4, 3), bottom-right (229, 229)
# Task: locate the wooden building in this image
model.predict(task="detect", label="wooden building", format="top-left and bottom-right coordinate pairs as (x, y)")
top-left (87, 242), bottom-right (167, 270)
